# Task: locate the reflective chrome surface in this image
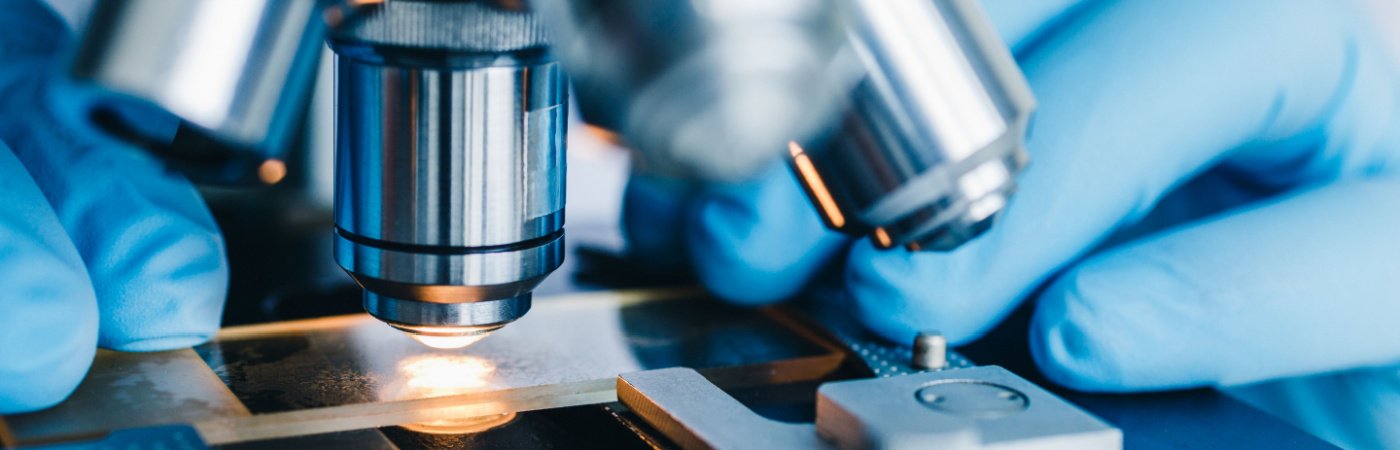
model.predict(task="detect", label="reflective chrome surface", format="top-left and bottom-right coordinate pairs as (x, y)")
top-left (334, 60), bottom-right (566, 248)
top-left (791, 0), bottom-right (1034, 250)
top-left (535, 0), bottom-right (853, 180)
top-left (68, 0), bottom-right (325, 181)
top-left (330, 0), bottom-right (564, 336)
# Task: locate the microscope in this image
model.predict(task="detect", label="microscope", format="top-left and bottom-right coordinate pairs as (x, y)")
top-left (64, 0), bottom-right (1032, 347)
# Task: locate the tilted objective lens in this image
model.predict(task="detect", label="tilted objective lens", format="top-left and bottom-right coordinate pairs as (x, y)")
top-left (791, 0), bottom-right (1035, 251)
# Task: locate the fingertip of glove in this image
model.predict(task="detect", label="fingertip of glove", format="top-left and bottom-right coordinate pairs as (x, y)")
top-left (688, 196), bottom-right (798, 305)
top-left (844, 242), bottom-right (1005, 345)
top-left (0, 354), bottom-right (90, 414)
top-left (94, 214), bottom-right (228, 350)
top-left (1029, 260), bottom-right (1177, 392)
top-left (686, 166), bottom-right (842, 306)
top-left (0, 273), bottom-right (96, 414)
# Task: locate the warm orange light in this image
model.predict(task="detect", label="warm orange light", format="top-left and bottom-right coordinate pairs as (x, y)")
top-left (399, 412), bottom-right (517, 435)
top-left (398, 355), bottom-right (495, 395)
top-left (873, 228), bottom-right (893, 248)
top-left (788, 142), bottom-right (845, 228)
top-left (257, 159), bottom-right (287, 185)
top-left (384, 355), bottom-right (516, 434)
top-left (583, 125), bottom-right (626, 146)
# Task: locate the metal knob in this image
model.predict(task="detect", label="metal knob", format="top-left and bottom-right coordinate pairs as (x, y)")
top-left (913, 330), bottom-right (949, 370)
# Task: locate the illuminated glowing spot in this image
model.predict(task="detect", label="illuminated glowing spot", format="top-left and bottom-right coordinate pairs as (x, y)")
top-left (400, 355), bottom-right (495, 391)
top-left (381, 354), bottom-right (516, 434)
top-left (873, 228), bottom-right (893, 248)
top-left (410, 333), bottom-right (489, 349)
top-left (257, 159), bottom-right (287, 185)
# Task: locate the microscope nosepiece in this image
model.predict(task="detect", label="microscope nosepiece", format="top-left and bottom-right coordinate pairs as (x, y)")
top-left (329, 0), bottom-right (564, 345)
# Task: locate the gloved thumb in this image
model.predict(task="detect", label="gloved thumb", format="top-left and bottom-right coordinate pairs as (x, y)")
top-left (0, 142), bottom-right (98, 414)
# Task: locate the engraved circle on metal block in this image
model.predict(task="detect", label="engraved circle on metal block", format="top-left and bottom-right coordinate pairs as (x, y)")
top-left (365, 293), bottom-right (531, 329)
top-left (915, 380), bottom-right (1029, 419)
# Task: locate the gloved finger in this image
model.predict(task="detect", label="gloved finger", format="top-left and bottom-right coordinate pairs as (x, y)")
top-left (846, 0), bottom-right (1389, 344)
top-left (684, 163), bottom-right (848, 304)
top-left (980, 0), bottom-right (1094, 54)
top-left (0, 141), bottom-right (98, 413)
top-left (0, 0), bottom-right (228, 352)
top-left (1030, 177), bottom-right (1400, 392)
top-left (622, 173), bottom-right (700, 273)
top-left (670, 0), bottom-right (1097, 305)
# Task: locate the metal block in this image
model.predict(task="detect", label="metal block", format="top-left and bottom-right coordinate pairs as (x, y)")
top-left (817, 366), bottom-right (1122, 450)
top-left (618, 368), bottom-right (830, 450)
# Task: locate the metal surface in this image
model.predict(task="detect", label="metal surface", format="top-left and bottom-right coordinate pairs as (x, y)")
top-left (329, 0), bottom-right (566, 339)
top-left (534, 0), bottom-right (851, 180)
top-left (817, 366), bottom-right (1121, 450)
top-left (912, 331), bottom-right (949, 370)
top-left (618, 368), bottom-right (832, 450)
top-left (618, 366), bottom-right (1119, 450)
top-left (790, 0), bottom-right (1034, 250)
top-left (67, 0), bottom-right (325, 183)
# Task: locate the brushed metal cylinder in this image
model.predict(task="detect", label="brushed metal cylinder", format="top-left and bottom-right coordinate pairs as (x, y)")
top-left (67, 0), bottom-right (325, 183)
top-left (329, 0), bottom-right (564, 334)
top-left (791, 0), bottom-right (1034, 251)
top-left (912, 330), bottom-right (949, 370)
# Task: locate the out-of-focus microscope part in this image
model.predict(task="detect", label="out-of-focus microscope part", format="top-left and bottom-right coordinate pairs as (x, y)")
top-left (62, 0), bottom-right (1032, 348)
top-left (534, 0), bottom-right (852, 180)
top-left (790, 0), bottom-right (1035, 250)
top-left (65, 0), bottom-right (325, 184)
top-left (328, 0), bottom-right (566, 349)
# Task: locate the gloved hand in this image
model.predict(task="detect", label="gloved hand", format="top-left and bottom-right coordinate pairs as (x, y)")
top-left (625, 0), bottom-right (1400, 447)
top-left (0, 0), bottom-right (227, 413)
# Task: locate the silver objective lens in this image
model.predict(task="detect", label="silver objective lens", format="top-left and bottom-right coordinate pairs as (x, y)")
top-left (68, 0), bottom-right (325, 184)
top-left (329, 0), bottom-right (565, 344)
top-left (790, 0), bottom-right (1035, 250)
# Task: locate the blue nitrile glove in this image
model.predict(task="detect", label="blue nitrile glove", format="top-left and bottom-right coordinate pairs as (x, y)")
top-left (0, 0), bottom-right (227, 413)
top-left (624, 0), bottom-right (1400, 447)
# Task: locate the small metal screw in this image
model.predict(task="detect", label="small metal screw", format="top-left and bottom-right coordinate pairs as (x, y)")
top-left (912, 330), bottom-right (948, 370)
